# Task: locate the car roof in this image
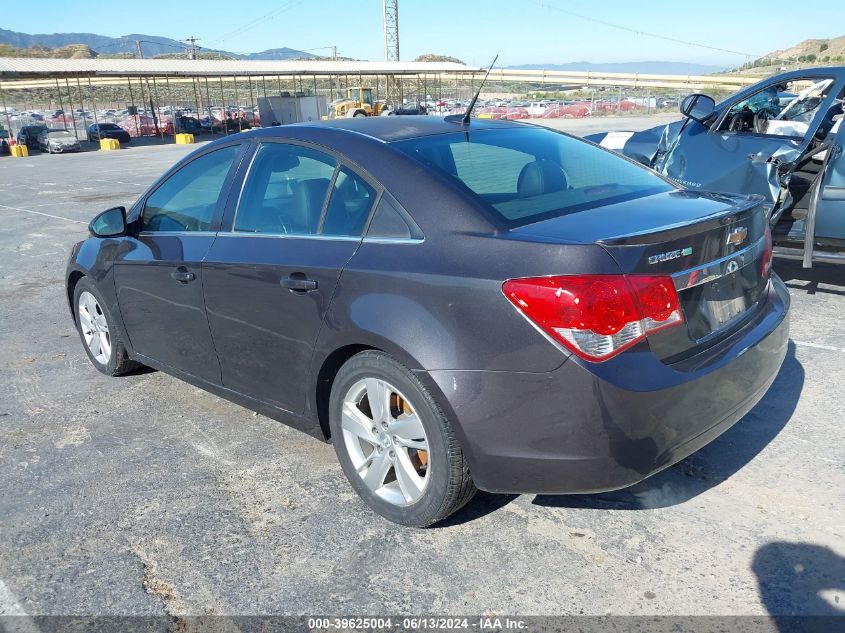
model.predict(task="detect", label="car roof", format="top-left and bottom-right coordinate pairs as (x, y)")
top-left (258, 116), bottom-right (527, 143)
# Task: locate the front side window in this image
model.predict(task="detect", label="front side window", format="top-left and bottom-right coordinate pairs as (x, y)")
top-left (142, 145), bottom-right (240, 232)
top-left (393, 128), bottom-right (672, 228)
top-left (719, 78), bottom-right (835, 137)
top-left (235, 143), bottom-right (336, 235)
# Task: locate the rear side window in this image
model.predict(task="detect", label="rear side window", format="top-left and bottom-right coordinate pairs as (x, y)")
top-left (393, 128), bottom-right (672, 227)
top-left (142, 145), bottom-right (239, 232)
top-left (322, 167), bottom-right (376, 236)
top-left (235, 143), bottom-right (336, 235)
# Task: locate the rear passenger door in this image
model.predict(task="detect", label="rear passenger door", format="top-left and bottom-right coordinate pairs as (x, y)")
top-left (202, 141), bottom-right (378, 413)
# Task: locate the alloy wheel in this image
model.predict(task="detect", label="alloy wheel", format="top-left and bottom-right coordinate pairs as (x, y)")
top-left (78, 291), bottom-right (112, 365)
top-left (341, 378), bottom-right (431, 506)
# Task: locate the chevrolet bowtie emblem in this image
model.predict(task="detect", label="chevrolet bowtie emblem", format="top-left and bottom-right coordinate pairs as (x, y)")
top-left (726, 227), bottom-right (748, 247)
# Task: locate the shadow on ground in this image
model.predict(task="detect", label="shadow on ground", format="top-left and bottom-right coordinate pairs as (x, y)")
top-left (754, 541), bottom-right (845, 621)
top-left (775, 259), bottom-right (845, 297)
top-left (529, 341), bottom-right (804, 511)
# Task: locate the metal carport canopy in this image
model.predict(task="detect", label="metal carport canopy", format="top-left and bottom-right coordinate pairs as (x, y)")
top-left (0, 58), bottom-right (482, 79)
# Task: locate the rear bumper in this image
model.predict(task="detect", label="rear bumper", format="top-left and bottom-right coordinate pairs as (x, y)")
top-left (421, 274), bottom-right (790, 494)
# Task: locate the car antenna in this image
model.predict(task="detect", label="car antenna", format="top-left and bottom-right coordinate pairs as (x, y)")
top-left (446, 54), bottom-right (498, 126)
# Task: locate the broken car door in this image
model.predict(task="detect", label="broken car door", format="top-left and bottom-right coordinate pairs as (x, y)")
top-left (654, 76), bottom-right (840, 215)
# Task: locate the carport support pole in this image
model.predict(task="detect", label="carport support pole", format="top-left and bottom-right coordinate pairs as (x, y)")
top-left (248, 76), bottom-right (256, 124)
top-left (205, 78), bottom-right (214, 136)
top-left (152, 77), bottom-right (165, 143)
top-left (164, 76), bottom-right (173, 134)
top-left (219, 77), bottom-right (227, 136)
top-left (127, 78), bottom-right (138, 135)
top-left (0, 83), bottom-right (13, 136)
top-left (191, 78), bottom-right (202, 134)
top-left (54, 79), bottom-right (65, 130)
top-left (138, 76), bottom-right (148, 136)
top-left (233, 76), bottom-right (242, 132)
top-left (87, 77), bottom-right (99, 137)
top-left (65, 78), bottom-right (78, 140)
top-left (76, 76), bottom-right (87, 134)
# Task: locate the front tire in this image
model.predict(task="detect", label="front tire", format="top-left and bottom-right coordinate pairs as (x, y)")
top-left (329, 351), bottom-right (476, 527)
top-left (73, 277), bottom-right (139, 376)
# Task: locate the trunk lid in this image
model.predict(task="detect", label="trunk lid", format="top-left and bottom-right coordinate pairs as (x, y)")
top-left (510, 190), bottom-right (770, 361)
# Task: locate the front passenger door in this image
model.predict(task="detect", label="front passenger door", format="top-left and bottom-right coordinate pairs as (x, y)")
top-left (113, 144), bottom-right (242, 382)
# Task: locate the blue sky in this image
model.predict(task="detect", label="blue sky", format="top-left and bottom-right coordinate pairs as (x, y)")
top-left (5, 0), bottom-right (845, 68)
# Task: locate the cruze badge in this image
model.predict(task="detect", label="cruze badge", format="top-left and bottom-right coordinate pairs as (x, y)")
top-left (726, 227), bottom-right (748, 247)
top-left (648, 246), bottom-right (693, 265)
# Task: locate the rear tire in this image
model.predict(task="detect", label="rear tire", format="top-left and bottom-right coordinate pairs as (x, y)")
top-left (73, 277), bottom-right (140, 377)
top-left (329, 351), bottom-right (476, 527)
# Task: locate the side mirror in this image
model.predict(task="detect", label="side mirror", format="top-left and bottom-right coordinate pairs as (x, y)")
top-left (680, 94), bottom-right (716, 123)
top-left (89, 206), bottom-right (127, 237)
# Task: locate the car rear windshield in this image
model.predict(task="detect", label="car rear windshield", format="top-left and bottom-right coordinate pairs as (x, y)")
top-left (392, 127), bottom-right (673, 227)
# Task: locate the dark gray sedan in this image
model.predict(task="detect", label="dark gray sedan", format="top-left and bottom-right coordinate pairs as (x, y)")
top-left (66, 118), bottom-right (789, 526)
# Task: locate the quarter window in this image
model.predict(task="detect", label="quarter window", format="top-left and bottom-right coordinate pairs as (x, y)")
top-left (142, 145), bottom-right (239, 232)
top-left (235, 143), bottom-right (336, 235)
top-left (367, 194), bottom-right (415, 239)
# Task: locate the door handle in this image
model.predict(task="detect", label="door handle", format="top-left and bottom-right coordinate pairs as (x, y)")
top-left (171, 269), bottom-right (196, 283)
top-left (281, 274), bottom-right (318, 292)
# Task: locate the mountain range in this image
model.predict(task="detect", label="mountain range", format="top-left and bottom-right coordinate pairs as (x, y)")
top-left (508, 61), bottom-right (726, 74)
top-left (0, 28), bottom-right (316, 60)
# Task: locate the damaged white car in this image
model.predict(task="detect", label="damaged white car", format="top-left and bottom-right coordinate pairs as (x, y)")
top-left (588, 68), bottom-right (845, 267)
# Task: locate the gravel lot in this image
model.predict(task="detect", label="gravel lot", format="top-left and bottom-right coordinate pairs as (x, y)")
top-left (0, 116), bottom-right (843, 620)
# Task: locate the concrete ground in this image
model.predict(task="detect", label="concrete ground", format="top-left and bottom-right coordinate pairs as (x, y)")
top-left (0, 116), bottom-right (843, 619)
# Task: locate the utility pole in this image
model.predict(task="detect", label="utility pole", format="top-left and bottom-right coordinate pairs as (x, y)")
top-left (183, 37), bottom-right (200, 60)
top-left (135, 39), bottom-right (144, 59)
top-left (382, 0), bottom-right (399, 62)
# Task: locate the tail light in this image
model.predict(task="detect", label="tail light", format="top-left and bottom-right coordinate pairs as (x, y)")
top-left (761, 225), bottom-right (773, 278)
top-left (503, 274), bottom-right (684, 362)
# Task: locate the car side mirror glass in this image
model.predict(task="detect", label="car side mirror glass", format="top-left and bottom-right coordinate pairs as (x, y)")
top-left (680, 94), bottom-right (716, 123)
top-left (89, 206), bottom-right (127, 237)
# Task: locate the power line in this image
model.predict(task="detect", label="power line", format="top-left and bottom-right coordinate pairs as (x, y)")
top-left (206, 0), bottom-right (304, 46)
top-left (527, 0), bottom-right (758, 60)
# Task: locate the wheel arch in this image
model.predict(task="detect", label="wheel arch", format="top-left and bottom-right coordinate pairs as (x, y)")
top-left (66, 269), bottom-right (86, 317)
top-left (313, 343), bottom-right (381, 440)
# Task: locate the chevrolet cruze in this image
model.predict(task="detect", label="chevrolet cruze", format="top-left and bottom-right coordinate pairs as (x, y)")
top-left (66, 117), bottom-right (790, 526)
